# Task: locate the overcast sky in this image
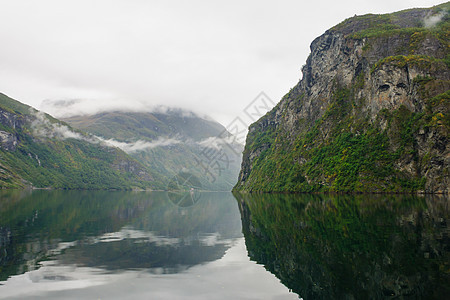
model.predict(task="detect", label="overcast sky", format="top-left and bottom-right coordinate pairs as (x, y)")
top-left (0, 0), bottom-right (444, 126)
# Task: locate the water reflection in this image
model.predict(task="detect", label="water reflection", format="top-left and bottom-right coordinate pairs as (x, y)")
top-left (0, 190), bottom-right (298, 299)
top-left (0, 190), bottom-right (242, 281)
top-left (235, 193), bottom-right (450, 300)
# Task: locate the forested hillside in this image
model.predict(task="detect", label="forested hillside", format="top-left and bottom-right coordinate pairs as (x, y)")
top-left (0, 93), bottom-right (162, 190)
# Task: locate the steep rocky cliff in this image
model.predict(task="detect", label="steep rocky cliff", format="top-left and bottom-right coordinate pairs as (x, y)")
top-left (234, 3), bottom-right (449, 193)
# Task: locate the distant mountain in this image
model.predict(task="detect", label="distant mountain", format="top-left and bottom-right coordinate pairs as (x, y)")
top-left (63, 110), bottom-right (243, 191)
top-left (0, 93), bottom-right (163, 190)
top-left (63, 109), bottom-right (226, 141)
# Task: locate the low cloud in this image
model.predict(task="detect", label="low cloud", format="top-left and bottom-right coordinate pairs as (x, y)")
top-left (423, 11), bottom-right (447, 28)
top-left (30, 109), bottom-right (181, 153)
top-left (98, 137), bottom-right (181, 153)
top-left (40, 98), bottom-right (155, 118)
top-left (197, 136), bottom-right (242, 150)
top-left (40, 98), bottom-right (208, 120)
top-left (31, 110), bottom-right (96, 142)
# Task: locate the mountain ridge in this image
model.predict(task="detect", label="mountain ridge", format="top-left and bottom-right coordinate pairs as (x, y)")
top-left (62, 110), bottom-right (227, 142)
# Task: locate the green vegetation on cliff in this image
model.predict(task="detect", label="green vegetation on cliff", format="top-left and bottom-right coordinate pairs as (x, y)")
top-left (240, 86), bottom-right (447, 192)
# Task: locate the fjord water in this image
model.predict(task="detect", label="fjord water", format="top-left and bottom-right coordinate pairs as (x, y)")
top-left (1, 191), bottom-right (448, 299)
top-left (0, 190), bottom-right (296, 299)
top-left (236, 193), bottom-right (449, 299)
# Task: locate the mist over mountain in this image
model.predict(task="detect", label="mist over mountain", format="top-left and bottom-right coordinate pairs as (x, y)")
top-left (40, 98), bottom-right (217, 122)
top-left (1, 93), bottom-right (243, 191)
top-left (0, 93), bottom-right (160, 189)
top-left (63, 110), bottom-right (243, 191)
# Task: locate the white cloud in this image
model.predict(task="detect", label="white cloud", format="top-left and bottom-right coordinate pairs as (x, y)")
top-left (31, 110), bottom-right (94, 142)
top-left (40, 98), bottom-right (207, 119)
top-left (98, 137), bottom-right (181, 153)
top-left (0, 0), bottom-right (444, 126)
top-left (424, 11), bottom-right (447, 28)
top-left (197, 136), bottom-right (242, 150)
top-left (30, 109), bottom-right (181, 152)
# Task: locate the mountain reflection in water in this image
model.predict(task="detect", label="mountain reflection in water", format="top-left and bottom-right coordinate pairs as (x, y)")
top-left (2, 190), bottom-right (447, 299)
top-left (0, 190), bottom-right (242, 280)
top-left (0, 190), bottom-right (297, 299)
top-left (235, 193), bottom-right (449, 300)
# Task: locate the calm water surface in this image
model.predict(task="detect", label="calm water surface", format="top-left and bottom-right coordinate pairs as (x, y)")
top-left (0, 190), bottom-right (297, 299)
top-left (236, 193), bottom-right (449, 300)
top-left (0, 191), bottom-right (448, 299)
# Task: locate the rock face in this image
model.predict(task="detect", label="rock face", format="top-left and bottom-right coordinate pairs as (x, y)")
top-left (0, 130), bottom-right (18, 151)
top-left (234, 3), bottom-right (449, 193)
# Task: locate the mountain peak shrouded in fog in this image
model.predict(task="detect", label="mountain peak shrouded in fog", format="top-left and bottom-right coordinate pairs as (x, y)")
top-left (63, 110), bottom-right (244, 191)
top-left (1, 93), bottom-right (243, 190)
top-left (40, 98), bottom-right (215, 122)
top-left (0, 93), bottom-right (156, 189)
